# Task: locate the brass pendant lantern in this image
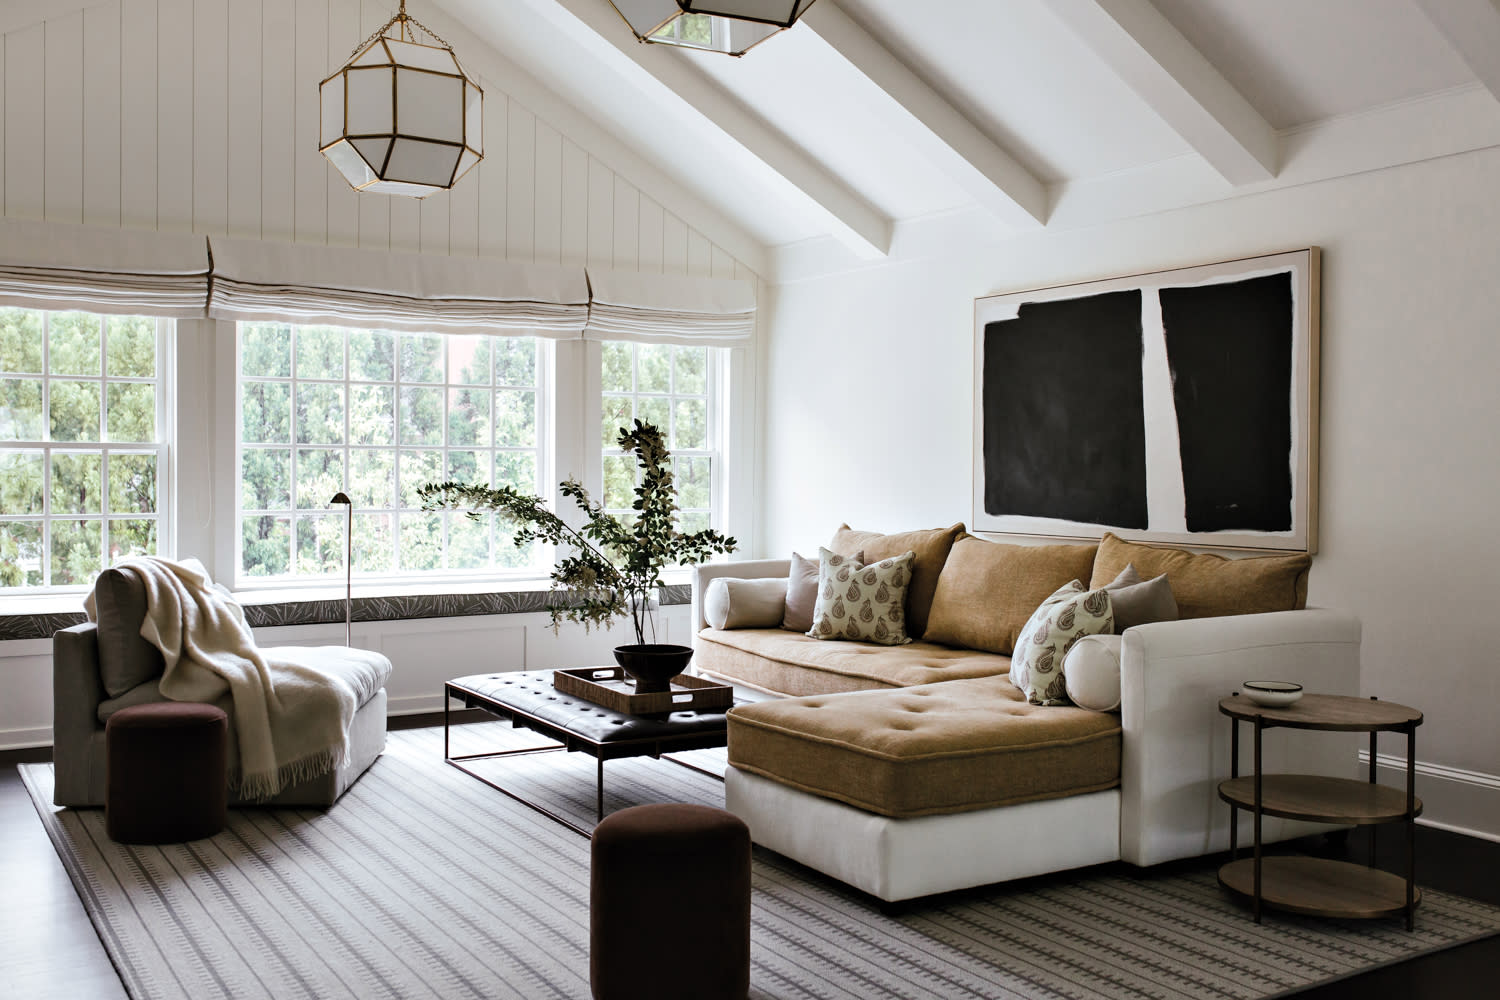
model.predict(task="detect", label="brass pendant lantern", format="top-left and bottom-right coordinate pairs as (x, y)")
top-left (606, 1), bottom-right (820, 57)
top-left (319, 1), bottom-right (483, 198)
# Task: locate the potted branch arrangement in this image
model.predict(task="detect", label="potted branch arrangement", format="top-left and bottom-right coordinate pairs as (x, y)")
top-left (417, 420), bottom-right (736, 693)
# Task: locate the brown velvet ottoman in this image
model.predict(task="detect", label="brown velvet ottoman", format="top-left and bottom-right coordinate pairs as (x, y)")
top-left (590, 803), bottom-right (751, 1000)
top-left (105, 702), bottom-right (228, 844)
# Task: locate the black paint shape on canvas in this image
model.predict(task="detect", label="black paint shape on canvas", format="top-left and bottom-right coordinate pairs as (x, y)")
top-left (983, 289), bottom-right (1148, 529)
top-left (1160, 272), bottom-right (1295, 534)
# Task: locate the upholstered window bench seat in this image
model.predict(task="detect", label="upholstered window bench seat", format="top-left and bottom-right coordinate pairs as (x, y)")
top-left (692, 551), bottom-right (1364, 904)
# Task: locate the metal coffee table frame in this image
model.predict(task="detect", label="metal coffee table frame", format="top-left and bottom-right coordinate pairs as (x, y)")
top-left (443, 678), bottom-right (728, 838)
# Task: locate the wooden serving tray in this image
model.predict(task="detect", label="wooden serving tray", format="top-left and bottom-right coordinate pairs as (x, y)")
top-left (552, 666), bottom-right (733, 716)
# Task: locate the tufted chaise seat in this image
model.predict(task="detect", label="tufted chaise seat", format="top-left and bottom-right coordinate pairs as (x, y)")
top-left (727, 676), bottom-right (1121, 818)
top-left (695, 628), bottom-right (1013, 696)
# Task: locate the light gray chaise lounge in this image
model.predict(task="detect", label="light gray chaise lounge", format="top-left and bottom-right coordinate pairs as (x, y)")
top-left (52, 567), bottom-right (390, 808)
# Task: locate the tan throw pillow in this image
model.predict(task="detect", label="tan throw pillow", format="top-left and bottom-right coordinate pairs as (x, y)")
top-left (1103, 563), bottom-right (1179, 632)
top-left (808, 548), bottom-right (914, 646)
top-left (828, 523), bottom-right (964, 640)
top-left (1090, 532), bottom-right (1311, 619)
top-left (782, 550), bottom-right (861, 632)
top-left (924, 535), bottom-right (1099, 654)
top-left (1010, 582), bottom-right (1114, 705)
top-left (704, 578), bottom-right (788, 630)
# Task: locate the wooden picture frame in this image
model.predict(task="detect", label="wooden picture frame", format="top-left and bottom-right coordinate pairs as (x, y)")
top-left (972, 248), bottom-right (1320, 553)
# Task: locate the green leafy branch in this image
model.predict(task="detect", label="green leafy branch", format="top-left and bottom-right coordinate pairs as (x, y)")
top-left (418, 420), bottom-right (736, 644)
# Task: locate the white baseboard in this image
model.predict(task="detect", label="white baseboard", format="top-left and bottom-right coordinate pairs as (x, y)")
top-left (387, 694), bottom-right (448, 716)
top-left (0, 726), bottom-right (52, 750)
top-left (1359, 749), bottom-right (1500, 843)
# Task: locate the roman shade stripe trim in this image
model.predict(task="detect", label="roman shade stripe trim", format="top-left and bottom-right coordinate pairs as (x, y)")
top-left (584, 269), bottom-right (756, 345)
top-left (0, 218), bottom-right (209, 319)
top-left (207, 237), bottom-right (590, 337)
top-left (0, 218), bottom-right (758, 345)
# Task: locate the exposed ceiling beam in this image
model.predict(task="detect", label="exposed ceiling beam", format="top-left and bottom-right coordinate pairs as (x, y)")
top-left (801, 3), bottom-right (1047, 230)
top-left (1048, 0), bottom-right (1278, 186)
top-left (1412, 0), bottom-right (1500, 103)
top-left (510, 0), bottom-right (892, 258)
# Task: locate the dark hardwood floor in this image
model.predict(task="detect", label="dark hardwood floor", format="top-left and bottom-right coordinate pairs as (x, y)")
top-left (3, 725), bottom-right (1496, 999)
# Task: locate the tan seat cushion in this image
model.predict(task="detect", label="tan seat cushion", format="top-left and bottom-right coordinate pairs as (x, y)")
top-left (696, 628), bottom-right (1011, 697)
top-left (924, 535), bottom-right (1099, 654)
top-left (1089, 532), bottom-right (1310, 619)
top-left (728, 676), bottom-right (1121, 818)
top-left (828, 523), bottom-right (964, 640)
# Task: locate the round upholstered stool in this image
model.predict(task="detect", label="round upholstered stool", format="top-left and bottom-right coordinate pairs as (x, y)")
top-left (105, 702), bottom-right (228, 844)
top-left (590, 803), bottom-right (751, 1000)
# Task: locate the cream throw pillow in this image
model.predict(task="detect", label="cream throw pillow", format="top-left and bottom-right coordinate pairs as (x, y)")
top-left (808, 547), bottom-right (915, 646)
top-left (703, 577), bottom-right (788, 630)
top-left (1063, 634), bottom-right (1125, 712)
top-left (1009, 581), bottom-right (1114, 705)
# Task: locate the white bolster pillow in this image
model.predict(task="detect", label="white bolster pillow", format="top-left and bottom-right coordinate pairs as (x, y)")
top-left (704, 577), bottom-right (788, 630)
top-left (1063, 634), bottom-right (1124, 712)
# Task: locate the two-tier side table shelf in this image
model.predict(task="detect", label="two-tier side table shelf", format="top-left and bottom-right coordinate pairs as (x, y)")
top-left (1217, 693), bottom-right (1423, 929)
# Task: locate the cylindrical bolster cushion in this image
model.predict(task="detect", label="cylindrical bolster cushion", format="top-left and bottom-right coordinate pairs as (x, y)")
top-left (704, 577), bottom-right (787, 630)
top-left (1063, 634), bottom-right (1124, 712)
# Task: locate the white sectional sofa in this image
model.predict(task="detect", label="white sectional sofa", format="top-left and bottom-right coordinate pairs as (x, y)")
top-left (691, 543), bottom-right (1361, 904)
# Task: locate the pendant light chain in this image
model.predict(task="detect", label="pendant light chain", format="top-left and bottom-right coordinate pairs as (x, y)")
top-left (346, 0), bottom-right (454, 60)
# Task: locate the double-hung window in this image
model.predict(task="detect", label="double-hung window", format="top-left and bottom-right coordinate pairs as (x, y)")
top-left (598, 342), bottom-right (721, 536)
top-left (235, 322), bottom-right (548, 585)
top-left (0, 308), bottom-right (169, 591)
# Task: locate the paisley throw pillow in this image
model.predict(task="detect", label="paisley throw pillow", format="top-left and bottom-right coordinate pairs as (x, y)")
top-left (807, 547), bottom-right (915, 646)
top-left (1010, 581), bottom-right (1114, 705)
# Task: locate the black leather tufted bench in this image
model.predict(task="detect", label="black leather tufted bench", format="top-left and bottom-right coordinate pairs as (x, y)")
top-left (445, 671), bottom-right (734, 836)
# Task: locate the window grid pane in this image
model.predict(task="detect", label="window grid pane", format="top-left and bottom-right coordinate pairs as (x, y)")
top-left (237, 324), bottom-right (546, 583)
top-left (599, 343), bottom-right (718, 535)
top-left (0, 309), bottom-right (168, 592)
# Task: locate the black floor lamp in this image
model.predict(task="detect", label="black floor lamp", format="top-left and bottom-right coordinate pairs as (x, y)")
top-left (330, 492), bottom-right (353, 647)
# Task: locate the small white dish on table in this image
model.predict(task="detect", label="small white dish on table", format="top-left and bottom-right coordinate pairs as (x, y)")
top-left (1241, 680), bottom-right (1304, 707)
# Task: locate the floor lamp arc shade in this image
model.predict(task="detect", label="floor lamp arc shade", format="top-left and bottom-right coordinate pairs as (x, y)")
top-left (319, 1), bottom-right (483, 198)
top-left (330, 493), bottom-right (353, 648)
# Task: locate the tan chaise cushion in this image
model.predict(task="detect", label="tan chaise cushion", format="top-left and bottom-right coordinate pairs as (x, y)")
top-left (696, 628), bottom-right (1011, 696)
top-left (727, 676), bottom-right (1121, 818)
top-left (924, 536), bottom-right (1099, 654)
top-left (1089, 532), bottom-right (1311, 619)
top-left (828, 523), bottom-right (963, 640)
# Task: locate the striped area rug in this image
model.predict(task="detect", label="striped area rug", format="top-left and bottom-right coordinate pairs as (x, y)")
top-left (21, 722), bottom-right (1500, 1000)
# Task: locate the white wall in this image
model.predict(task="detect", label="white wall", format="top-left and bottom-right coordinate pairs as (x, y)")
top-left (0, 0), bottom-right (760, 748)
top-left (0, 0), bottom-right (756, 279)
top-left (761, 145), bottom-right (1500, 837)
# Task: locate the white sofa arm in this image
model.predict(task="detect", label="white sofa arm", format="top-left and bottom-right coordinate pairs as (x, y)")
top-left (690, 558), bottom-right (791, 635)
top-left (1118, 608), bottom-right (1362, 867)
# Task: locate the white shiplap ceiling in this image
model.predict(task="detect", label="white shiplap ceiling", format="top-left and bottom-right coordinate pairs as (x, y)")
top-left (430, 0), bottom-right (1500, 278)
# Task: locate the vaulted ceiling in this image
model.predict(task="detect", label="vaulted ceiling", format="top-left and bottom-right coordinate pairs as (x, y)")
top-left (429, 0), bottom-right (1500, 277)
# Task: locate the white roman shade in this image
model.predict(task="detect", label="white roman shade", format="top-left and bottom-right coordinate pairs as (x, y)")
top-left (0, 218), bottom-right (209, 318)
top-left (585, 270), bottom-right (755, 345)
top-left (208, 238), bottom-right (589, 336)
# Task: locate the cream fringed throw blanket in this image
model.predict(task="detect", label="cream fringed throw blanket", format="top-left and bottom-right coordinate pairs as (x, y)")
top-left (85, 557), bottom-right (387, 800)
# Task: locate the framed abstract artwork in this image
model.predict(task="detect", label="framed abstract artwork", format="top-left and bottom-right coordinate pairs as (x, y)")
top-left (972, 248), bottom-right (1320, 552)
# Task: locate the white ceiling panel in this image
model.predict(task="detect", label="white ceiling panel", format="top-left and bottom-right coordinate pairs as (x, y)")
top-left (832, 0), bottom-right (1195, 181)
top-left (434, 0), bottom-right (829, 248)
top-left (1150, 0), bottom-right (1475, 129)
top-left (424, 0), bottom-right (1500, 272)
top-left (683, 26), bottom-right (972, 221)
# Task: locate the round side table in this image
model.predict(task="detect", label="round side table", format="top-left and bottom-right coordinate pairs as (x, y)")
top-left (1217, 693), bottom-right (1423, 930)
